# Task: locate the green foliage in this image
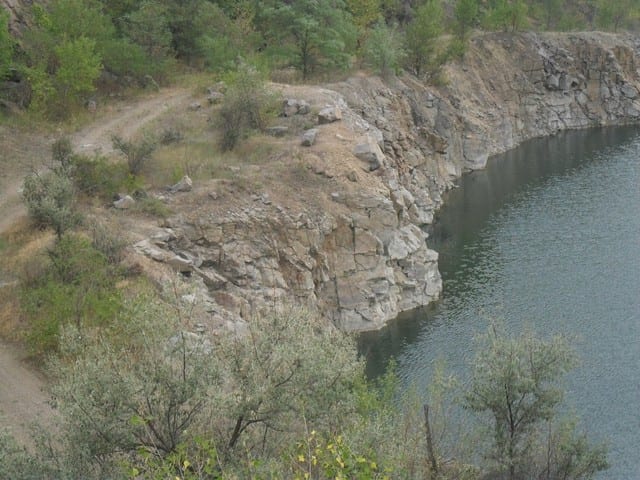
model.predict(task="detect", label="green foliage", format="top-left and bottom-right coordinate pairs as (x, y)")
top-left (404, 0), bottom-right (446, 78)
top-left (290, 430), bottom-right (389, 480)
top-left (71, 153), bottom-right (142, 199)
top-left (596, 0), bottom-right (640, 32)
top-left (112, 134), bottom-right (158, 175)
top-left (0, 10), bottom-right (13, 81)
top-left (483, 0), bottom-right (529, 32)
top-left (35, 303), bottom-right (363, 477)
top-left (195, 4), bottom-right (244, 74)
top-left (464, 324), bottom-right (606, 479)
top-left (21, 234), bottom-right (122, 356)
top-left (363, 22), bottom-right (405, 78)
top-left (122, 0), bottom-right (172, 61)
top-left (259, 0), bottom-right (357, 79)
top-left (455, 0), bottom-right (479, 39)
top-left (218, 64), bottom-right (275, 150)
top-left (128, 437), bottom-right (222, 480)
top-left (22, 167), bottom-right (81, 239)
top-left (347, 0), bottom-right (382, 50)
top-left (53, 37), bottom-right (103, 104)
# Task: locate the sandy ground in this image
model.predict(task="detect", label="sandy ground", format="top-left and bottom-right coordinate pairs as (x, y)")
top-left (0, 86), bottom-right (192, 447)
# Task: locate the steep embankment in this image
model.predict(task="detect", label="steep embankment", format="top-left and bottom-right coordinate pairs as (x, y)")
top-left (135, 32), bottom-right (640, 332)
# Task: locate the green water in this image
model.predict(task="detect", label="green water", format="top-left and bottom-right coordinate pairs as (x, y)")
top-left (360, 126), bottom-right (640, 479)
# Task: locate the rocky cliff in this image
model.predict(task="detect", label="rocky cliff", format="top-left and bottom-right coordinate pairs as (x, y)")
top-left (134, 32), bottom-right (640, 332)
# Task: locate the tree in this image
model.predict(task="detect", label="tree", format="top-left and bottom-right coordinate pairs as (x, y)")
top-left (464, 325), bottom-right (607, 480)
top-left (596, 0), bottom-right (640, 32)
top-left (259, 0), bottom-right (357, 80)
top-left (38, 302), bottom-right (363, 477)
top-left (454, 0), bottom-right (479, 39)
top-left (53, 37), bottom-right (102, 105)
top-left (121, 1), bottom-right (173, 61)
top-left (484, 0), bottom-right (528, 32)
top-left (404, 0), bottom-right (444, 78)
top-left (346, 0), bottom-right (382, 50)
top-left (364, 22), bottom-right (405, 78)
top-left (535, 0), bottom-right (563, 30)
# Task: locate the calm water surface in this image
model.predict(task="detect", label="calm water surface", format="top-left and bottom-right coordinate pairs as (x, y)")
top-left (360, 127), bottom-right (640, 479)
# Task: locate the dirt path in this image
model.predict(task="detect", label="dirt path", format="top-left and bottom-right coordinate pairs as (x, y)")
top-left (72, 88), bottom-right (192, 155)
top-left (0, 86), bottom-right (192, 447)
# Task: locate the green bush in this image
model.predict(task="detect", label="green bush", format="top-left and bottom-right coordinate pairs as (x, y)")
top-left (22, 167), bottom-right (81, 239)
top-left (218, 64), bottom-right (276, 151)
top-left (363, 22), bottom-right (405, 78)
top-left (112, 134), bottom-right (157, 175)
top-left (21, 234), bottom-right (122, 356)
top-left (0, 10), bottom-right (14, 81)
top-left (72, 153), bottom-right (142, 198)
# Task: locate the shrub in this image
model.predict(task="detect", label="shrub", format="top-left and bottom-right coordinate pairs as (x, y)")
top-left (88, 219), bottom-right (128, 264)
top-left (22, 168), bottom-right (81, 239)
top-left (217, 64), bottom-right (275, 151)
top-left (21, 234), bottom-right (122, 356)
top-left (112, 134), bottom-right (157, 175)
top-left (71, 153), bottom-right (141, 199)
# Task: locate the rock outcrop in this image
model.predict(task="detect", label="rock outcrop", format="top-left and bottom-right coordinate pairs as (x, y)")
top-left (134, 32), bottom-right (640, 332)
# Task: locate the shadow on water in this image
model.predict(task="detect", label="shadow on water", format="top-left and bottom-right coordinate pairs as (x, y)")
top-left (358, 125), bottom-right (640, 378)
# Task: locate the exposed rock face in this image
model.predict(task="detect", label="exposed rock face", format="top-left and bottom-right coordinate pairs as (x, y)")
top-left (135, 32), bottom-right (640, 331)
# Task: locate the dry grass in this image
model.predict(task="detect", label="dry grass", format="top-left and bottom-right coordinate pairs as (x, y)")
top-left (0, 219), bottom-right (55, 337)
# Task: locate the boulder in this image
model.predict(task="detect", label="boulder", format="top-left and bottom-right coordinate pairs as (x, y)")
top-left (170, 175), bottom-right (193, 193)
top-left (301, 128), bottom-right (319, 146)
top-left (167, 254), bottom-right (193, 273)
top-left (114, 195), bottom-right (135, 209)
top-left (620, 84), bottom-right (638, 99)
top-left (207, 92), bottom-right (224, 104)
top-left (318, 106), bottom-right (342, 124)
top-left (283, 99), bottom-right (311, 116)
top-left (353, 138), bottom-right (385, 171)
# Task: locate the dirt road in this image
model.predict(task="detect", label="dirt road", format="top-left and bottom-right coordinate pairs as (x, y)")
top-left (0, 87), bottom-right (192, 446)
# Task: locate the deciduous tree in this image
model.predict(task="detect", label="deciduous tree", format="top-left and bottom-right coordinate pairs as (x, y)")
top-left (464, 325), bottom-right (607, 480)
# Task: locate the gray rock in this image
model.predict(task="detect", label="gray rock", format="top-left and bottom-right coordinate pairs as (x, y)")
top-left (265, 126), bottom-right (289, 137)
top-left (188, 102), bottom-right (202, 111)
top-left (167, 254), bottom-right (193, 273)
top-left (207, 92), bottom-right (224, 104)
top-left (134, 239), bottom-right (168, 262)
top-left (301, 128), bottom-right (319, 146)
top-left (114, 195), bottom-right (135, 209)
top-left (283, 99), bottom-right (311, 117)
top-left (194, 267), bottom-right (228, 290)
top-left (621, 84), bottom-right (638, 99)
top-left (353, 138), bottom-right (385, 171)
top-left (546, 74), bottom-right (560, 90)
top-left (170, 175), bottom-right (193, 193)
top-left (318, 106), bottom-right (342, 124)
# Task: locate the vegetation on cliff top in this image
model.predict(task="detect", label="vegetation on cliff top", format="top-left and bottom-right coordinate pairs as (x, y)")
top-left (1, 0), bottom-right (640, 118)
